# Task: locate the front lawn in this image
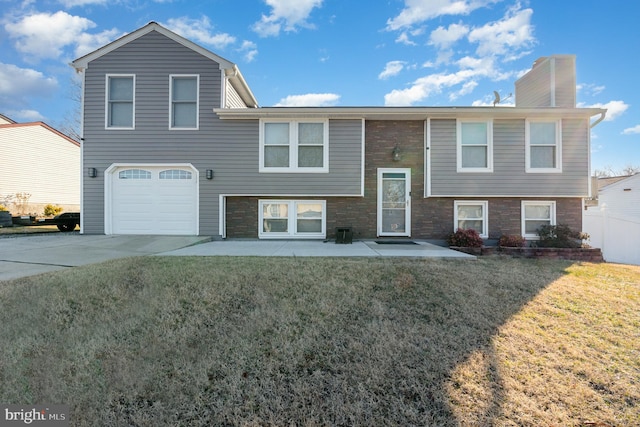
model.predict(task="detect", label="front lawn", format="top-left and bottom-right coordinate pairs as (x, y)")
top-left (0, 257), bottom-right (638, 426)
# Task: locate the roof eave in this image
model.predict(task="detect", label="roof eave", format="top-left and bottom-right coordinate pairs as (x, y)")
top-left (213, 106), bottom-right (607, 120)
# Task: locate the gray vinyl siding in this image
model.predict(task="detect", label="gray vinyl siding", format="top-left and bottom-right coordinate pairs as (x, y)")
top-left (515, 60), bottom-right (551, 107)
top-left (429, 118), bottom-right (589, 197)
top-left (515, 56), bottom-right (576, 108)
top-left (553, 56), bottom-right (576, 108)
top-left (214, 118), bottom-right (363, 194)
top-left (81, 30), bottom-right (362, 235)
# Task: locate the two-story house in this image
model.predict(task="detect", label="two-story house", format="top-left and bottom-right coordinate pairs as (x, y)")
top-left (71, 22), bottom-right (606, 241)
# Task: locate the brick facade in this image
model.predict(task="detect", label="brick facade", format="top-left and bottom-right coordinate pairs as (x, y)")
top-left (225, 120), bottom-right (583, 240)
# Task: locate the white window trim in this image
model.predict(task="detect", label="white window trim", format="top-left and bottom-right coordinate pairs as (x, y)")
top-left (259, 119), bottom-right (329, 173)
top-left (105, 74), bottom-right (135, 130)
top-left (521, 200), bottom-right (556, 239)
top-left (525, 119), bottom-right (562, 173)
top-left (258, 200), bottom-right (326, 239)
top-left (169, 74), bottom-right (200, 130)
top-left (456, 119), bottom-right (493, 173)
top-left (454, 200), bottom-right (488, 238)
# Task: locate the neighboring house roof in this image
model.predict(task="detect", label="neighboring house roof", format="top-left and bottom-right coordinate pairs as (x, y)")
top-left (0, 121), bottom-right (80, 147)
top-left (0, 114), bottom-right (17, 125)
top-left (598, 175), bottom-right (633, 190)
top-left (70, 21), bottom-right (258, 108)
top-left (599, 173), bottom-right (640, 194)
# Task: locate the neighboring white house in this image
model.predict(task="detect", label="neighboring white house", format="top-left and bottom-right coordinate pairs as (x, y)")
top-left (584, 173), bottom-right (640, 265)
top-left (0, 114), bottom-right (80, 215)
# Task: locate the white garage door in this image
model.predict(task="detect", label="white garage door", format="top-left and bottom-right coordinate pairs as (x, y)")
top-left (110, 166), bottom-right (198, 235)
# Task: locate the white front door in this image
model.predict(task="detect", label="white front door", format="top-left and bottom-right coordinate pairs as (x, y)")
top-left (377, 168), bottom-right (411, 237)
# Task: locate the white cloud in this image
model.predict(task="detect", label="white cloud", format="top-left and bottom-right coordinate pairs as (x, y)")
top-left (164, 16), bottom-right (236, 50)
top-left (5, 11), bottom-right (96, 60)
top-left (449, 80), bottom-right (477, 101)
top-left (238, 40), bottom-right (258, 62)
top-left (384, 69), bottom-right (479, 105)
top-left (0, 63), bottom-right (57, 117)
top-left (467, 6), bottom-right (534, 58)
top-left (577, 83), bottom-right (606, 97)
top-left (379, 61), bottom-right (406, 80)
top-left (253, 0), bottom-right (323, 37)
top-left (6, 109), bottom-right (46, 122)
top-left (395, 31), bottom-right (417, 46)
top-left (58, 0), bottom-right (108, 6)
top-left (74, 28), bottom-right (121, 58)
top-left (384, 56), bottom-right (506, 106)
top-left (429, 22), bottom-right (469, 49)
top-left (386, 0), bottom-right (500, 31)
top-left (622, 125), bottom-right (640, 135)
top-left (274, 93), bottom-right (340, 107)
top-left (578, 100), bottom-right (628, 122)
top-left (0, 62), bottom-right (57, 99)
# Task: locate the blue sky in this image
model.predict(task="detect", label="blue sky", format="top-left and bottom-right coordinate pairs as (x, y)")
top-left (1, 0), bottom-right (638, 173)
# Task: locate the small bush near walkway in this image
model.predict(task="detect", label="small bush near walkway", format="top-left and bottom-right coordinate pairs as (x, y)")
top-left (0, 257), bottom-right (637, 426)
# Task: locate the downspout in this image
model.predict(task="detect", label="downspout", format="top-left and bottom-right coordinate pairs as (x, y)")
top-left (588, 110), bottom-right (607, 201)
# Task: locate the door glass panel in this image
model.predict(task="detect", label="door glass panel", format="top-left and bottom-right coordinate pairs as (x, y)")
top-left (381, 172), bottom-right (407, 234)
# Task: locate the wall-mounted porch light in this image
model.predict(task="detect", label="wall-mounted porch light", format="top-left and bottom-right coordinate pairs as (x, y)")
top-left (392, 144), bottom-right (401, 162)
top-left (206, 169), bottom-right (214, 180)
top-left (88, 167), bottom-right (97, 178)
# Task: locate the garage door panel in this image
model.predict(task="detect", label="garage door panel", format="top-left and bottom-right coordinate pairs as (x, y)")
top-left (110, 166), bottom-right (197, 235)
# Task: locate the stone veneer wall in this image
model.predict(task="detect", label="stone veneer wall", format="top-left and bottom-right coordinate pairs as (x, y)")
top-left (224, 120), bottom-right (583, 240)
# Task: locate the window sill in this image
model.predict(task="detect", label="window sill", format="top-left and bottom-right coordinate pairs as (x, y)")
top-left (525, 168), bottom-right (562, 173)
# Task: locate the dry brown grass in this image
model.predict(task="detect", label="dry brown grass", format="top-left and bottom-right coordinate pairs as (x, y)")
top-left (0, 256), bottom-right (638, 426)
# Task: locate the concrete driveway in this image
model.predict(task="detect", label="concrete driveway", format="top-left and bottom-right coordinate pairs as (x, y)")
top-left (0, 233), bottom-right (210, 281)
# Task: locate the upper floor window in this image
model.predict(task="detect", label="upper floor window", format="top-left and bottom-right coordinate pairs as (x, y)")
top-left (170, 75), bottom-right (199, 129)
top-left (454, 201), bottom-right (488, 238)
top-left (106, 75), bottom-right (134, 129)
top-left (260, 120), bottom-right (329, 172)
top-left (457, 120), bottom-right (493, 172)
top-left (526, 120), bottom-right (562, 172)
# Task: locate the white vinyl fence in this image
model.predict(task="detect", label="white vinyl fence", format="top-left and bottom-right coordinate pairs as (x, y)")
top-left (584, 207), bottom-right (640, 265)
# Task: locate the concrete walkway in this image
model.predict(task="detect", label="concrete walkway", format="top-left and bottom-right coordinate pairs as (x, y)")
top-left (0, 234), bottom-right (473, 281)
top-left (161, 239), bottom-right (475, 259)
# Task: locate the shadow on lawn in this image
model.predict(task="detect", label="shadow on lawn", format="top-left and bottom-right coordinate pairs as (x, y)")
top-left (0, 256), bottom-right (572, 426)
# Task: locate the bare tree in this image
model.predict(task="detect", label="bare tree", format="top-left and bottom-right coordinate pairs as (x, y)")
top-left (593, 164), bottom-right (640, 177)
top-left (620, 164), bottom-right (640, 176)
top-left (56, 74), bottom-right (82, 142)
